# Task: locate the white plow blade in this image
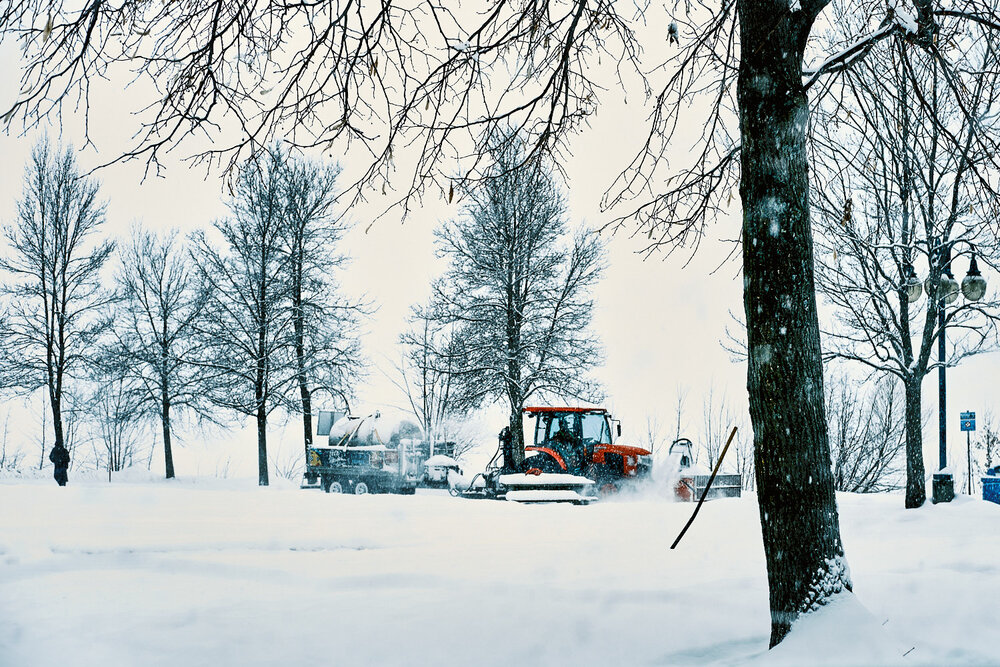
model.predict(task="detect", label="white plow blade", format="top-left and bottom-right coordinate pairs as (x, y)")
top-left (497, 473), bottom-right (595, 488)
top-left (498, 473), bottom-right (595, 504)
top-left (505, 489), bottom-right (595, 504)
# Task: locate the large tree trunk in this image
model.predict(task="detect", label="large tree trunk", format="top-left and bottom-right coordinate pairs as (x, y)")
top-left (738, 1), bottom-right (851, 647)
top-left (508, 406), bottom-right (525, 470)
top-left (256, 341), bottom-right (269, 486)
top-left (293, 285), bottom-right (313, 454)
top-left (161, 387), bottom-right (175, 480)
top-left (50, 390), bottom-right (65, 452)
top-left (256, 401), bottom-right (269, 486)
top-left (257, 264), bottom-right (270, 486)
top-left (298, 373), bottom-right (313, 449)
top-left (161, 343), bottom-right (175, 478)
top-left (903, 376), bottom-right (926, 508)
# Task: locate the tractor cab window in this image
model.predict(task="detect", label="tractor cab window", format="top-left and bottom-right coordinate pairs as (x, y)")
top-left (534, 413), bottom-right (587, 470)
top-left (537, 413), bottom-right (587, 473)
top-left (581, 413), bottom-right (611, 446)
top-left (537, 413), bottom-right (581, 445)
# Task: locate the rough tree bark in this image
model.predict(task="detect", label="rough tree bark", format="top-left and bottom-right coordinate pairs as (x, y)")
top-left (256, 401), bottom-right (269, 487)
top-left (160, 342), bottom-right (175, 480)
top-left (738, 0), bottom-right (852, 646)
top-left (506, 265), bottom-right (525, 470)
top-left (903, 376), bottom-right (925, 508)
top-left (289, 205), bottom-right (312, 458)
top-left (256, 314), bottom-right (269, 487)
top-left (161, 380), bottom-right (175, 479)
top-left (293, 288), bottom-right (313, 455)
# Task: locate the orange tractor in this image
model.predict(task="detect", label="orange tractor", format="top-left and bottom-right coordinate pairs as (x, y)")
top-left (523, 407), bottom-right (652, 495)
top-left (456, 406), bottom-right (652, 502)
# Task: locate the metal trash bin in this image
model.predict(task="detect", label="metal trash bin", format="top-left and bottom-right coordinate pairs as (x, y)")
top-left (983, 466), bottom-right (1000, 506)
top-left (932, 473), bottom-right (955, 504)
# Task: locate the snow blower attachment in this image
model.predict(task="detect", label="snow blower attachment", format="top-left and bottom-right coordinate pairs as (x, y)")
top-left (453, 407), bottom-right (652, 504)
top-left (667, 437), bottom-right (742, 502)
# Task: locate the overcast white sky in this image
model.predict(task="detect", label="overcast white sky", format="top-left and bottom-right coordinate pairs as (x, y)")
top-left (1, 32), bottom-right (997, 480)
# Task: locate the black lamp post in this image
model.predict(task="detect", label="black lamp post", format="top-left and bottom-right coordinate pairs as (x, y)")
top-left (920, 245), bottom-right (987, 504)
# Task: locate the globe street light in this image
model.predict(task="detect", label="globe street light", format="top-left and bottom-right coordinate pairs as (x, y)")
top-left (917, 245), bottom-right (987, 503)
top-left (962, 255), bottom-right (987, 301)
top-left (904, 264), bottom-right (923, 303)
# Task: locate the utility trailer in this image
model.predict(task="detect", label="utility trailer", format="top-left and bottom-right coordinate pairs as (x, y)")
top-left (303, 410), bottom-right (421, 495)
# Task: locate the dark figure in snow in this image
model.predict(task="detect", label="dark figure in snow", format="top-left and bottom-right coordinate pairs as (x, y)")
top-left (550, 418), bottom-right (585, 474)
top-left (49, 444), bottom-right (70, 486)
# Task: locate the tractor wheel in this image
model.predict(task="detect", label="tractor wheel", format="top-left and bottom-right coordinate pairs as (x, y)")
top-left (329, 481), bottom-right (343, 494)
top-left (354, 481), bottom-right (369, 495)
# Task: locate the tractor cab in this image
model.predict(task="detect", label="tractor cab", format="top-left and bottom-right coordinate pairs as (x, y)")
top-left (527, 407), bottom-right (616, 474)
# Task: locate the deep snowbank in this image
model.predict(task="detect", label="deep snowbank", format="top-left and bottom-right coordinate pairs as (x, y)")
top-left (0, 479), bottom-right (996, 666)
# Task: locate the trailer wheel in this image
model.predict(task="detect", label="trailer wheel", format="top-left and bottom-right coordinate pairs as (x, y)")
top-left (329, 481), bottom-right (343, 494)
top-left (354, 481), bottom-right (369, 495)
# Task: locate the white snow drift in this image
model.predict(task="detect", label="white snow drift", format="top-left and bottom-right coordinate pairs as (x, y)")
top-left (0, 478), bottom-right (997, 666)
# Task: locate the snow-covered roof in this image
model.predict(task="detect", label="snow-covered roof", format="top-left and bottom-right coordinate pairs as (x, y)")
top-left (326, 410), bottom-right (423, 447)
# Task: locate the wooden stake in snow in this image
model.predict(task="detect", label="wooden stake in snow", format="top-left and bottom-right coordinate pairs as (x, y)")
top-left (670, 426), bottom-right (738, 550)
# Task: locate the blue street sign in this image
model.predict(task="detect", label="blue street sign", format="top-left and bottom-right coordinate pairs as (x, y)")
top-left (961, 411), bottom-right (976, 432)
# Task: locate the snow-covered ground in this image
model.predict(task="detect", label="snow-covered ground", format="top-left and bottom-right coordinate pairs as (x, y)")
top-left (1, 478), bottom-right (997, 666)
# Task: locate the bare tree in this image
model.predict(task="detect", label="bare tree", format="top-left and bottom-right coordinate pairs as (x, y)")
top-left (190, 157), bottom-right (295, 487)
top-left (11, 0), bottom-right (1000, 646)
top-left (733, 430), bottom-right (757, 493)
top-left (825, 371), bottom-right (907, 493)
top-left (278, 147), bottom-right (365, 457)
top-left (671, 385), bottom-right (689, 445)
top-left (88, 369), bottom-right (145, 482)
top-left (811, 27), bottom-right (1000, 508)
top-left (392, 322), bottom-right (485, 458)
top-left (642, 415), bottom-right (666, 458)
top-left (0, 138), bottom-right (114, 469)
top-left (700, 384), bottom-right (727, 468)
top-left (35, 391), bottom-right (48, 471)
top-left (0, 409), bottom-right (25, 473)
top-left (113, 226), bottom-right (210, 479)
top-left (699, 384), bottom-right (749, 469)
top-left (429, 139), bottom-right (605, 467)
top-left (397, 306), bottom-right (464, 457)
top-left (268, 433), bottom-right (307, 482)
top-left (58, 384), bottom-right (87, 471)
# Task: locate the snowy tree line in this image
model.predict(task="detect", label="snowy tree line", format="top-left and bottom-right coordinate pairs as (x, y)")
top-left (0, 136), bottom-right (606, 484)
top-left (0, 139), bottom-right (368, 484)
